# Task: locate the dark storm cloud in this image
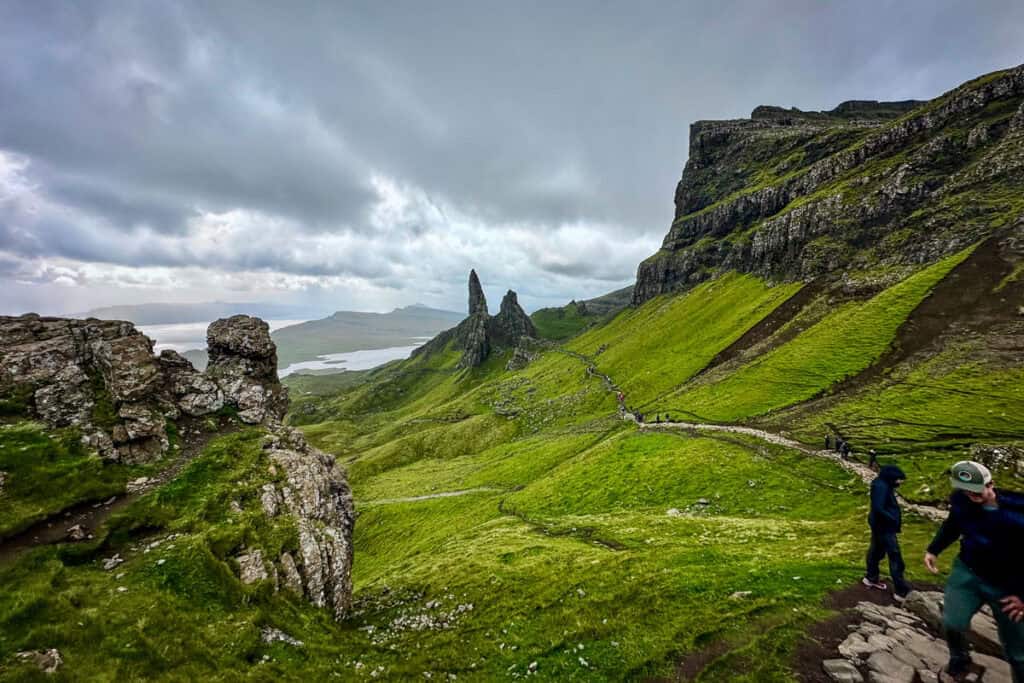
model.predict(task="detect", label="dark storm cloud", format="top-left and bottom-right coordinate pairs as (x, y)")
top-left (0, 0), bottom-right (1022, 312)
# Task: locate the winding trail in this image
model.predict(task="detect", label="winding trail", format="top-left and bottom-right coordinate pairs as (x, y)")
top-left (561, 349), bottom-right (948, 522)
top-left (360, 487), bottom-right (499, 506)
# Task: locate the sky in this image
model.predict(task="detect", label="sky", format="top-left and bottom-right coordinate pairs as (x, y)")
top-left (1, 1), bottom-right (1022, 317)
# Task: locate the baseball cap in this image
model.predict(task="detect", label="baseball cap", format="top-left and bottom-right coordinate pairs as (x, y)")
top-left (950, 460), bottom-right (992, 493)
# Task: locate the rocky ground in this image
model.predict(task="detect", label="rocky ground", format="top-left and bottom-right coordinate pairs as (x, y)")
top-left (800, 585), bottom-right (1013, 683)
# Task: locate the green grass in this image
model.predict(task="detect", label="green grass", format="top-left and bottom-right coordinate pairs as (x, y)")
top-left (531, 304), bottom-right (592, 340)
top-left (282, 369), bottom-right (372, 396)
top-left (0, 422), bottom-right (147, 539)
top-left (568, 273), bottom-right (803, 407)
top-left (655, 247), bottom-right (974, 422)
top-left (773, 342), bottom-right (1024, 502)
top-left (1, 257), bottom-right (986, 680)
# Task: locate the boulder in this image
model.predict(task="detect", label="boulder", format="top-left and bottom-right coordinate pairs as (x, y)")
top-left (904, 591), bottom-right (944, 632)
top-left (866, 651), bottom-right (915, 683)
top-left (822, 658), bottom-right (863, 682)
top-left (205, 315), bottom-right (287, 424)
top-left (236, 548), bottom-right (269, 584)
top-left (16, 649), bottom-right (63, 674)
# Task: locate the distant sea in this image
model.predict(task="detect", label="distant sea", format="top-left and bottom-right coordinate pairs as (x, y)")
top-left (139, 322), bottom-right (430, 375)
top-left (278, 337), bottom-right (432, 377)
top-left (138, 320), bottom-right (308, 353)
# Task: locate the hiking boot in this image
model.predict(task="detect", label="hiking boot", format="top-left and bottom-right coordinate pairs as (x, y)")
top-left (938, 661), bottom-right (972, 683)
top-left (893, 591), bottom-right (909, 604)
top-left (862, 577), bottom-right (887, 590)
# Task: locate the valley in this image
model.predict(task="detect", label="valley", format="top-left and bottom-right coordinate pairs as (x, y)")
top-left (1, 64), bottom-right (1023, 681)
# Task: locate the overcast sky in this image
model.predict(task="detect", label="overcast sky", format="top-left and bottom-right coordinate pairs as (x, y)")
top-left (1, 1), bottom-right (1022, 317)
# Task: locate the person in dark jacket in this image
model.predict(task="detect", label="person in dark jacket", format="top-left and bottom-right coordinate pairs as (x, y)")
top-left (863, 465), bottom-right (911, 599)
top-left (924, 461), bottom-right (1024, 682)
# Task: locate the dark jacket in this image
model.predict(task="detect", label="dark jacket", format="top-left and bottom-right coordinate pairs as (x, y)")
top-left (868, 465), bottom-right (905, 533)
top-left (927, 488), bottom-right (1024, 596)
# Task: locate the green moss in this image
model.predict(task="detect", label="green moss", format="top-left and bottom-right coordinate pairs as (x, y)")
top-left (657, 247), bottom-right (973, 421)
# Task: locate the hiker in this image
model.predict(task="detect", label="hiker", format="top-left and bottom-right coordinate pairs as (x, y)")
top-left (841, 441), bottom-right (851, 460)
top-left (868, 449), bottom-right (879, 472)
top-left (825, 434), bottom-right (832, 450)
top-left (835, 437), bottom-right (843, 454)
top-left (863, 465), bottom-right (911, 601)
top-left (924, 461), bottom-right (1024, 682)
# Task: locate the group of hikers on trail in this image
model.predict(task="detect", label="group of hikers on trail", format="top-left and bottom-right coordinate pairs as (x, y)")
top-left (825, 433), bottom-right (880, 469)
top-left (864, 460), bottom-right (1024, 681)
top-left (615, 392), bottom-right (671, 423)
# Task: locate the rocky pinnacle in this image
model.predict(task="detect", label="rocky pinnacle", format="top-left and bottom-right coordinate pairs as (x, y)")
top-left (468, 269), bottom-right (488, 316)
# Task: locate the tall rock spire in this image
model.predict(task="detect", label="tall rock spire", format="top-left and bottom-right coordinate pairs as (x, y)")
top-left (468, 269), bottom-right (488, 316)
top-left (490, 289), bottom-right (536, 346)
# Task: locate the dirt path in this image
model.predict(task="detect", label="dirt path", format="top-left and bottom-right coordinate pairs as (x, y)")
top-left (558, 349), bottom-right (947, 521)
top-left (0, 418), bottom-right (236, 563)
top-left (636, 418), bottom-right (946, 521)
top-left (361, 487), bottom-right (500, 506)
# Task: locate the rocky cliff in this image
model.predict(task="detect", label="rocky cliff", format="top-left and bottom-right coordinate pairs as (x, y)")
top-left (0, 313), bottom-right (287, 462)
top-left (634, 64), bottom-right (1024, 303)
top-left (414, 270), bottom-right (537, 368)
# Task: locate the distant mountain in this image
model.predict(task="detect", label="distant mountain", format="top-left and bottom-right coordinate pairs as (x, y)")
top-left (272, 304), bottom-right (463, 367)
top-left (73, 301), bottom-right (325, 326)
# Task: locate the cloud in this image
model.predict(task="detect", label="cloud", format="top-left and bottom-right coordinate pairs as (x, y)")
top-left (1, 1), bottom-right (1023, 314)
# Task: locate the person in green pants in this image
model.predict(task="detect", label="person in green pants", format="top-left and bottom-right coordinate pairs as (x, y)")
top-left (924, 460), bottom-right (1024, 682)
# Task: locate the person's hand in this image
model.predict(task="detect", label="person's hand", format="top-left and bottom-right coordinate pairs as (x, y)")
top-left (1000, 596), bottom-right (1024, 623)
top-left (924, 552), bottom-right (939, 574)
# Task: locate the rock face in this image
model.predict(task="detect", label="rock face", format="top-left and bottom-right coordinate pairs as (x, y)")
top-left (0, 313), bottom-right (288, 461)
top-left (414, 271), bottom-right (537, 368)
top-left (634, 64), bottom-right (1024, 304)
top-left (257, 427), bottom-right (356, 619)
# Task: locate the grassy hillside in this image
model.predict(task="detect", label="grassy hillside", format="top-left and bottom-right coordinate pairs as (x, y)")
top-left (4, 67), bottom-right (1024, 680)
top-left (567, 273), bottom-right (802, 406)
top-left (3, 252), bottom-right (1019, 679)
top-left (654, 247), bottom-right (972, 422)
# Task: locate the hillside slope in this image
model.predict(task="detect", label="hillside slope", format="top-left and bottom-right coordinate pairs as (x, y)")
top-left (280, 66), bottom-right (1024, 680)
top-left (2, 66), bottom-right (1023, 681)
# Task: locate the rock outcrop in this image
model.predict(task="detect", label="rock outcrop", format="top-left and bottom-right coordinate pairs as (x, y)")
top-left (413, 271), bottom-right (537, 368)
top-left (258, 427), bottom-right (355, 620)
top-left (0, 313), bottom-right (288, 462)
top-left (0, 312), bottom-right (357, 620)
top-left (821, 593), bottom-right (1013, 683)
top-left (490, 290), bottom-right (537, 347)
top-left (205, 315), bottom-right (288, 424)
top-left (634, 63), bottom-right (1024, 304)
